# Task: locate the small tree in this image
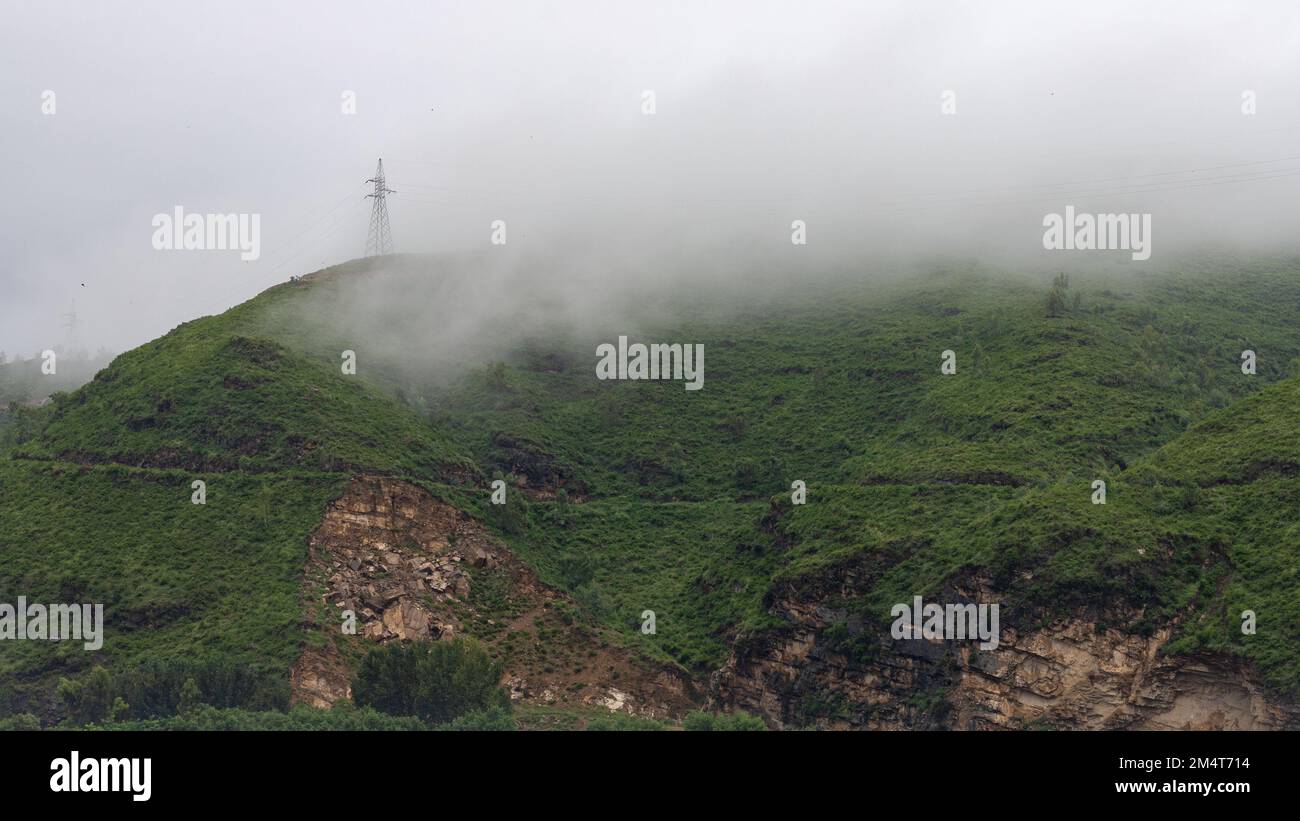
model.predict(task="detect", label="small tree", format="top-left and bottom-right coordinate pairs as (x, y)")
top-left (1045, 272), bottom-right (1070, 317)
top-left (58, 667), bottom-right (115, 725)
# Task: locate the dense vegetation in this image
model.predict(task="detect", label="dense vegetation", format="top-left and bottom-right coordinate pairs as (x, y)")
top-left (351, 638), bottom-right (511, 726)
top-left (4, 253), bottom-right (1300, 729)
top-left (0, 460), bottom-right (346, 719)
top-left (427, 255), bottom-right (1300, 687)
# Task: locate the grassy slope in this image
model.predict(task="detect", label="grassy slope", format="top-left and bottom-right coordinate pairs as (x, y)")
top-left (429, 257), bottom-right (1300, 685)
top-left (18, 320), bottom-right (472, 480)
top-left (4, 254), bottom-right (1300, 720)
top-left (0, 268), bottom-right (478, 716)
top-left (0, 460), bottom-right (347, 712)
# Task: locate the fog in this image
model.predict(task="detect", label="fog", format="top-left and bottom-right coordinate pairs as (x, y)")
top-left (3, 0), bottom-right (1299, 361)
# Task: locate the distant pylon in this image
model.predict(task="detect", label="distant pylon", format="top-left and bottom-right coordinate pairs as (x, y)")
top-left (63, 300), bottom-right (82, 351)
top-left (364, 158), bottom-right (395, 256)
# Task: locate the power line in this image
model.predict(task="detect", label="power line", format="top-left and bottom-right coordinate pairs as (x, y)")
top-left (258, 187), bottom-right (366, 275)
top-left (387, 153), bottom-right (1300, 212)
top-left (260, 188), bottom-right (363, 266)
top-left (388, 165), bottom-right (1300, 219)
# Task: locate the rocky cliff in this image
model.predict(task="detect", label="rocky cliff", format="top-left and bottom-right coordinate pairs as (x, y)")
top-left (711, 569), bottom-right (1299, 730)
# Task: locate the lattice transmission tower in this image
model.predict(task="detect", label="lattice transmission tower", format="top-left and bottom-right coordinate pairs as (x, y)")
top-left (364, 158), bottom-right (395, 256)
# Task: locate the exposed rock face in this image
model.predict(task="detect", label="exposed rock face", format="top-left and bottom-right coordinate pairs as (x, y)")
top-left (712, 574), bottom-right (1299, 730)
top-left (305, 478), bottom-right (483, 644)
top-left (290, 644), bottom-right (352, 710)
top-left (290, 476), bottom-right (697, 718)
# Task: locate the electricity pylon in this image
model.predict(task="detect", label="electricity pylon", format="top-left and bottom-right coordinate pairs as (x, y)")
top-left (364, 159), bottom-right (395, 256)
top-left (63, 300), bottom-right (82, 352)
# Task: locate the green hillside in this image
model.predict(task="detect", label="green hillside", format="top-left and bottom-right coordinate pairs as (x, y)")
top-left (423, 256), bottom-right (1300, 679)
top-left (4, 254), bottom-right (1300, 726)
top-left (16, 322), bottom-right (473, 481)
top-left (0, 460), bottom-right (346, 714)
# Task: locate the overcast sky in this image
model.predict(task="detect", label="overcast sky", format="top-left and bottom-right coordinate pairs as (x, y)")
top-left (2, 0), bottom-right (1299, 357)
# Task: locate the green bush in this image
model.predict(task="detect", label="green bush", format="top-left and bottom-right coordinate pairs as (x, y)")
top-left (439, 705), bottom-right (518, 731)
top-left (90, 703), bottom-right (428, 731)
top-left (58, 659), bottom-right (289, 725)
top-left (486, 483), bottom-right (529, 536)
top-left (0, 713), bottom-right (41, 731)
top-left (584, 712), bottom-right (668, 731)
top-left (352, 638), bottom-right (510, 726)
top-left (682, 710), bottom-right (766, 731)
top-left (1045, 272), bottom-right (1070, 317)
top-left (557, 555), bottom-right (596, 590)
top-left (58, 667), bottom-right (116, 726)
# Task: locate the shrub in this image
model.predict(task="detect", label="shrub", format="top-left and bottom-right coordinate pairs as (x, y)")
top-left (57, 659), bottom-right (290, 725)
top-left (486, 482), bottom-right (528, 536)
top-left (682, 710), bottom-right (766, 731)
top-left (1045, 272), bottom-right (1070, 317)
top-left (557, 555), bottom-right (596, 590)
top-left (89, 703), bottom-right (428, 731)
top-left (58, 666), bottom-right (115, 725)
top-left (352, 637), bottom-right (510, 726)
top-left (0, 713), bottom-right (42, 731)
top-left (584, 712), bottom-right (667, 731)
top-left (439, 705), bottom-right (518, 731)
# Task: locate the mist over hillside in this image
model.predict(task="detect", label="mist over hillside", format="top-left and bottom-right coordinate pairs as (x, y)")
top-left (4, 0), bottom-right (1300, 361)
top-left (7, 5), bottom-right (1300, 801)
